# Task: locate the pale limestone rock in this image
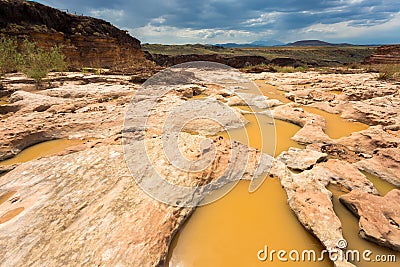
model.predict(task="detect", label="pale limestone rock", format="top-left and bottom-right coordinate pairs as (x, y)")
top-left (340, 189), bottom-right (400, 251)
top-left (277, 147), bottom-right (327, 170)
top-left (355, 148), bottom-right (400, 187)
top-left (273, 103), bottom-right (332, 144)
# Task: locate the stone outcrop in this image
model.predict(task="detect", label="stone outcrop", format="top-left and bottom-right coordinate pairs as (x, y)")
top-left (318, 159), bottom-right (379, 195)
top-left (269, 160), bottom-right (366, 267)
top-left (339, 189), bottom-right (400, 251)
top-left (355, 148), bottom-right (400, 187)
top-left (277, 147), bottom-right (327, 170)
top-left (0, 0), bottom-right (150, 70)
top-left (272, 103), bottom-right (332, 144)
top-left (0, 73), bottom-right (137, 161)
top-left (250, 71), bottom-right (399, 263)
top-left (341, 93), bottom-right (400, 127)
top-left (364, 45), bottom-right (400, 64)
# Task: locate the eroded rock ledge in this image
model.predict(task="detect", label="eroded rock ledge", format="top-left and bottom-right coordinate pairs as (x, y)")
top-left (339, 189), bottom-right (400, 251)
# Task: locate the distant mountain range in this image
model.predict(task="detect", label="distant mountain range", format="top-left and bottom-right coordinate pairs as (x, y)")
top-left (215, 40), bottom-right (285, 47)
top-left (215, 39), bottom-right (355, 48)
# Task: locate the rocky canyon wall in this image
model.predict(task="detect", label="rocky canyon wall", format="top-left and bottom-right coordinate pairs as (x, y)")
top-left (0, 0), bottom-right (149, 69)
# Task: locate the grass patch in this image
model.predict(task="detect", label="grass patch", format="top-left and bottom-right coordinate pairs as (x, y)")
top-left (274, 66), bottom-right (296, 73)
top-left (376, 64), bottom-right (400, 81)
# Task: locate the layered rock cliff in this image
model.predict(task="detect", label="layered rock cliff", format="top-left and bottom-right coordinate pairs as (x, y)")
top-left (0, 0), bottom-right (149, 69)
top-left (364, 45), bottom-right (400, 64)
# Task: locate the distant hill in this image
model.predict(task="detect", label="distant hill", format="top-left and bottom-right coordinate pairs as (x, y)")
top-left (286, 40), bottom-right (353, 46)
top-left (215, 40), bottom-right (285, 48)
top-left (215, 39), bottom-right (357, 48)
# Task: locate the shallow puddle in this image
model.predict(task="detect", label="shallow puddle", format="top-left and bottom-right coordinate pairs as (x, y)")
top-left (0, 139), bottom-right (85, 166)
top-left (361, 171), bottom-right (398, 196)
top-left (253, 80), bottom-right (292, 104)
top-left (0, 96), bottom-right (8, 105)
top-left (302, 106), bottom-right (369, 139)
top-left (329, 90), bottom-right (343, 95)
top-left (0, 207), bottom-right (24, 224)
top-left (329, 185), bottom-right (400, 267)
top-left (218, 112), bottom-right (303, 157)
top-left (168, 179), bottom-right (333, 267)
top-left (191, 94), bottom-right (209, 99)
top-left (0, 191), bottom-right (16, 206)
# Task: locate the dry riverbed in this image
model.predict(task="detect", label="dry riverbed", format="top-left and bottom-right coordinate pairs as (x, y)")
top-left (0, 69), bottom-right (399, 266)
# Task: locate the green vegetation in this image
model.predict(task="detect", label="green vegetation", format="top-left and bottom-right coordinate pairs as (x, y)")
top-left (142, 43), bottom-right (226, 56)
top-left (376, 64), bottom-right (400, 81)
top-left (243, 64), bottom-right (309, 73)
top-left (0, 37), bottom-right (22, 75)
top-left (19, 40), bottom-right (67, 87)
top-left (142, 43), bottom-right (377, 67)
top-left (274, 66), bottom-right (301, 73)
top-left (0, 36), bottom-right (67, 87)
top-left (80, 67), bottom-right (104, 75)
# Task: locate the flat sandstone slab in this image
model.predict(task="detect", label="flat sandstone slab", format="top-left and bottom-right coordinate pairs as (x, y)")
top-left (340, 189), bottom-right (400, 251)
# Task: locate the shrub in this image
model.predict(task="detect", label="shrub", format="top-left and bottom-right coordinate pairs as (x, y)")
top-left (0, 37), bottom-right (68, 88)
top-left (294, 65), bottom-right (309, 72)
top-left (274, 66), bottom-right (295, 73)
top-left (19, 40), bottom-right (67, 87)
top-left (0, 36), bottom-right (22, 75)
top-left (376, 64), bottom-right (400, 81)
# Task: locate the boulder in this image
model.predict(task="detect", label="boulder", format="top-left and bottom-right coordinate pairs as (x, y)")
top-left (277, 147), bottom-right (327, 170)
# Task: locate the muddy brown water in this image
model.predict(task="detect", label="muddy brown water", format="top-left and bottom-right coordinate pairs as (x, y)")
top-left (0, 191), bottom-right (16, 206)
top-left (168, 179), bottom-right (332, 267)
top-left (254, 80), bottom-right (292, 104)
top-left (301, 106), bottom-right (369, 139)
top-left (0, 139), bottom-right (85, 166)
top-left (218, 111), bottom-right (303, 157)
top-left (255, 80), bottom-right (369, 140)
top-left (168, 82), bottom-right (399, 266)
top-left (0, 207), bottom-right (24, 224)
top-left (0, 96), bottom-right (8, 105)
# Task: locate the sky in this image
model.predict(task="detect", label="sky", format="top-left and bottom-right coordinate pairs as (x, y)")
top-left (35, 0), bottom-right (400, 45)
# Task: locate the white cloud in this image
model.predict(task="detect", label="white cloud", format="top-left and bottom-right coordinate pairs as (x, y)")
top-left (150, 16), bottom-right (167, 24)
top-left (242, 12), bottom-right (281, 27)
top-left (128, 23), bottom-right (275, 44)
top-left (35, 0), bottom-right (400, 44)
top-left (88, 8), bottom-right (126, 23)
top-left (288, 11), bottom-right (400, 43)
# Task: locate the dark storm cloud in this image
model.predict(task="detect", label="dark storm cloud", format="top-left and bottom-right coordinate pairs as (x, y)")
top-left (34, 0), bottom-right (400, 43)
